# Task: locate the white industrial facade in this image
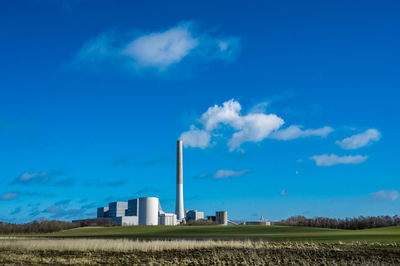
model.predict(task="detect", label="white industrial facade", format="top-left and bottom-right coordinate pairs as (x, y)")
top-left (138, 197), bottom-right (159, 225)
top-left (97, 197), bottom-right (176, 226)
top-left (159, 213), bottom-right (177, 225)
top-left (112, 216), bottom-right (138, 226)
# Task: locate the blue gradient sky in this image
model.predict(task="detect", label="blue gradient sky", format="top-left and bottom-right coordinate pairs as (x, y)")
top-left (0, 0), bottom-right (399, 223)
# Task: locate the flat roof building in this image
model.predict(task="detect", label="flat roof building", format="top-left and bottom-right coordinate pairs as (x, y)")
top-left (186, 210), bottom-right (204, 221)
top-left (159, 213), bottom-right (177, 226)
top-left (97, 207), bottom-right (109, 218)
top-left (108, 202), bottom-right (128, 218)
top-left (126, 199), bottom-right (138, 216)
top-left (216, 211), bottom-right (228, 225)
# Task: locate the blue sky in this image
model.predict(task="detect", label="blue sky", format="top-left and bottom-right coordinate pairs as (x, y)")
top-left (0, 0), bottom-right (399, 223)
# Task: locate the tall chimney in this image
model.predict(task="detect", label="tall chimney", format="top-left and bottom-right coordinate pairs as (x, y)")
top-left (175, 140), bottom-right (184, 221)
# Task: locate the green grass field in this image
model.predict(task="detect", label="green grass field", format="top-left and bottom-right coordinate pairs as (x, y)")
top-left (14, 225), bottom-right (400, 242)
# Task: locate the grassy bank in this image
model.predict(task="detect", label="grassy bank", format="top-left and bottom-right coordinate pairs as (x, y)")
top-left (10, 225), bottom-right (400, 242)
top-left (0, 238), bottom-right (399, 265)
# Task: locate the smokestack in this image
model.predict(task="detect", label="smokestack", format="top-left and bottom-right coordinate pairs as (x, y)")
top-left (175, 140), bottom-right (184, 221)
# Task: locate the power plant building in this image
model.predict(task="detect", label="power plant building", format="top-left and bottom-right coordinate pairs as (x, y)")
top-left (112, 216), bottom-right (138, 226)
top-left (97, 207), bottom-right (109, 218)
top-left (159, 213), bottom-right (177, 225)
top-left (216, 211), bottom-right (228, 225)
top-left (94, 140), bottom-right (228, 226)
top-left (186, 210), bottom-right (204, 221)
top-left (138, 197), bottom-right (159, 225)
top-left (108, 202), bottom-right (128, 217)
top-left (97, 197), bottom-right (176, 226)
top-left (125, 199), bottom-right (138, 216)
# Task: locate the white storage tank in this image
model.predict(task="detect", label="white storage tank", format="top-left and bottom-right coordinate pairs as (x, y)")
top-left (138, 197), bottom-right (159, 225)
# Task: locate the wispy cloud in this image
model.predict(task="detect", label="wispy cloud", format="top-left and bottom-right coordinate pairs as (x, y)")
top-left (86, 179), bottom-right (128, 187)
top-left (0, 192), bottom-right (19, 200)
top-left (11, 171), bottom-right (61, 185)
top-left (213, 169), bottom-right (251, 179)
top-left (371, 190), bottom-right (399, 201)
top-left (270, 125), bottom-right (333, 140)
top-left (311, 154), bottom-right (368, 166)
top-left (75, 21), bottom-right (240, 73)
top-left (29, 210), bottom-right (41, 218)
top-left (280, 188), bottom-right (287, 196)
top-left (55, 199), bottom-right (71, 206)
top-left (336, 128), bottom-right (381, 150)
top-left (81, 202), bottom-right (97, 209)
top-left (10, 207), bottom-right (22, 215)
top-left (45, 205), bottom-right (62, 214)
top-left (44, 205), bottom-right (85, 219)
top-left (107, 179), bottom-right (128, 186)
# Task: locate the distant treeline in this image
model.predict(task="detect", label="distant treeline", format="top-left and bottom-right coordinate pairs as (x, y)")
top-left (279, 215), bottom-right (400, 230)
top-left (0, 218), bottom-right (117, 234)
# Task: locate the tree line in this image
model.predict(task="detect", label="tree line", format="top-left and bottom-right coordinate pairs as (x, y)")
top-left (279, 215), bottom-right (400, 230)
top-left (0, 218), bottom-right (117, 234)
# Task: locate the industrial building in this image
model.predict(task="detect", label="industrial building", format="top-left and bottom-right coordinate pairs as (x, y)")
top-left (96, 140), bottom-right (229, 226)
top-left (216, 211), bottom-right (228, 225)
top-left (97, 197), bottom-right (176, 226)
top-left (186, 210), bottom-right (204, 221)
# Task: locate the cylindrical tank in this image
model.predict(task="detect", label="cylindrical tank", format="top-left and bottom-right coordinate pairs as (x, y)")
top-left (139, 197), bottom-right (159, 225)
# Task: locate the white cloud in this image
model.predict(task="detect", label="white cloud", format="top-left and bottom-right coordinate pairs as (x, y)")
top-left (311, 154), bottom-right (368, 166)
top-left (270, 125), bottom-right (333, 140)
top-left (197, 99), bottom-right (284, 151)
top-left (121, 23), bottom-right (198, 69)
top-left (227, 113), bottom-right (284, 151)
top-left (200, 99), bottom-right (242, 131)
top-left (180, 126), bottom-right (211, 149)
top-left (0, 192), bottom-right (19, 200)
top-left (213, 169), bottom-right (251, 179)
top-left (371, 190), bottom-right (399, 201)
top-left (280, 188), bottom-right (287, 196)
top-left (181, 99), bottom-right (332, 151)
top-left (75, 21), bottom-right (240, 72)
top-left (336, 128), bottom-right (381, 150)
top-left (200, 99), bottom-right (243, 131)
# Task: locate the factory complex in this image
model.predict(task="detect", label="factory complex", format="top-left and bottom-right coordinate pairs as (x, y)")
top-left (97, 197), bottom-right (177, 226)
top-left (96, 141), bottom-right (229, 226)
